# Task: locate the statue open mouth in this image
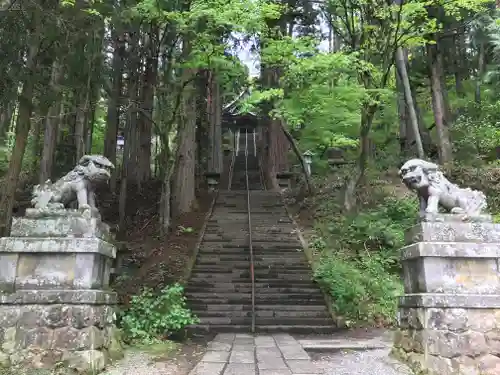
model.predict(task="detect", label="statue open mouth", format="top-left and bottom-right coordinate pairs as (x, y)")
top-left (402, 174), bottom-right (422, 188)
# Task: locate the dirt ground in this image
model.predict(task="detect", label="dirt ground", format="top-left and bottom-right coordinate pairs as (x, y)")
top-left (102, 183), bottom-right (214, 302)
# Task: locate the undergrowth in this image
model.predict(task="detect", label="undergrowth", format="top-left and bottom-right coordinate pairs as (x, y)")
top-left (119, 283), bottom-right (199, 345)
top-left (311, 195), bottom-right (418, 324)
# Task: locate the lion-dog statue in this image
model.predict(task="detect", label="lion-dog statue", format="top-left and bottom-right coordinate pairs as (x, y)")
top-left (399, 158), bottom-right (487, 217)
top-left (31, 155), bottom-right (114, 212)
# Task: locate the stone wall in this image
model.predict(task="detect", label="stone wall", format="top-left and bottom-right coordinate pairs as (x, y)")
top-left (393, 214), bottom-right (500, 375)
top-left (0, 210), bottom-right (123, 373)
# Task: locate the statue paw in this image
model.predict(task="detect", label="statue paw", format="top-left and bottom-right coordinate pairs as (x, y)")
top-left (79, 204), bottom-right (91, 211)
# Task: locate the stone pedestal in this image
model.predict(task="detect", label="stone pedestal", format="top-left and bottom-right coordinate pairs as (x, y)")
top-left (0, 209), bottom-right (122, 372)
top-left (394, 214), bottom-right (500, 375)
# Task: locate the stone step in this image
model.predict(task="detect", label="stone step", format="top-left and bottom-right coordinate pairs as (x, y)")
top-left (189, 304), bottom-right (252, 311)
top-left (190, 270), bottom-right (313, 277)
top-left (193, 316), bottom-right (333, 327)
top-left (193, 310), bottom-right (252, 318)
top-left (196, 250), bottom-right (305, 256)
top-left (252, 242), bottom-right (302, 247)
top-left (255, 325), bottom-right (338, 334)
top-left (189, 323), bottom-right (337, 334)
top-left (189, 303), bottom-right (328, 312)
top-left (193, 309), bottom-right (330, 318)
top-left (187, 281), bottom-right (317, 288)
top-left (256, 317), bottom-right (334, 326)
top-left (188, 324), bottom-right (251, 333)
top-left (200, 244), bottom-right (302, 250)
top-left (195, 259), bottom-right (308, 266)
top-left (192, 264), bottom-right (311, 270)
top-left (188, 278), bottom-right (314, 285)
top-left (185, 293), bottom-right (325, 303)
top-left (197, 316), bottom-right (253, 325)
top-left (185, 286), bottom-right (322, 294)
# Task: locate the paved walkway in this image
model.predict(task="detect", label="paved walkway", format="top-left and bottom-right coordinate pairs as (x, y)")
top-left (189, 333), bottom-right (321, 375)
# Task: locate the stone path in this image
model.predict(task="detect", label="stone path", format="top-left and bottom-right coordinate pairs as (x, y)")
top-left (189, 333), bottom-right (321, 375)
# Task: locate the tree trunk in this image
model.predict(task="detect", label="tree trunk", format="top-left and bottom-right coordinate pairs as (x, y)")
top-left (396, 58), bottom-right (408, 153)
top-left (39, 60), bottom-right (63, 183)
top-left (427, 41), bottom-right (453, 164)
top-left (104, 30), bottom-right (125, 191)
top-left (475, 40), bottom-right (486, 104)
top-left (196, 71), bottom-right (209, 190)
top-left (0, 35), bottom-right (39, 236)
top-left (208, 71), bottom-right (223, 174)
top-left (343, 105), bottom-right (377, 212)
top-left (453, 29), bottom-right (465, 97)
top-left (0, 99), bottom-right (15, 142)
top-left (31, 114), bottom-right (44, 173)
top-left (279, 120), bottom-right (312, 194)
top-left (75, 89), bottom-right (88, 161)
top-left (122, 27), bottom-right (141, 187)
top-left (395, 47), bottom-right (424, 158)
top-left (159, 131), bottom-right (179, 233)
top-left (85, 25), bottom-right (105, 155)
top-left (118, 109), bottom-right (132, 239)
top-left (136, 26), bottom-right (159, 186)
top-left (172, 39), bottom-right (197, 217)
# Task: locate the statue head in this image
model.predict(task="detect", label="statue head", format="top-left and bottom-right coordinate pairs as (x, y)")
top-left (77, 155), bottom-right (115, 184)
top-left (399, 158), bottom-right (439, 191)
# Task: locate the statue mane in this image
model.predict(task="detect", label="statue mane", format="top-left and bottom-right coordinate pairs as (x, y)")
top-left (399, 158), bottom-right (487, 218)
top-left (30, 154), bottom-right (114, 212)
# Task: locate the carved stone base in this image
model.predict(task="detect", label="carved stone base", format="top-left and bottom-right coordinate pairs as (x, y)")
top-left (0, 237), bottom-right (115, 292)
top-left (11, 213), bottom-right (111, 240)
top-left (394, 294), bottom-right (500, 375)
top-left (395, 214), bottom-right (500, 375)
top-left (419, 212), bottom-right (492, 223)
top-left (0, 290), bottom-right (122, 372)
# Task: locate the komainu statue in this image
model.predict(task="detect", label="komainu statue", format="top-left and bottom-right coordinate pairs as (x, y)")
top-left (31, 155), bottom-right (114, 212)
top-left (399, 158), bottom-right (487, 217)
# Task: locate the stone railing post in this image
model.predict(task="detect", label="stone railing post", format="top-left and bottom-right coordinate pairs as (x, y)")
top-left (394, 213), bottom-right (500, 375)
top-left (0, 209), bottom-right (122, 372)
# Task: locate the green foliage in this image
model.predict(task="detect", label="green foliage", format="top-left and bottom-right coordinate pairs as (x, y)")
top-left (312, 196), bottom-right (418, 322)
top-left (452, 103), bottom-right (500, 162)
top-left (177, 225), bottom-right (194, 234)
top-left (119, 283), bottom-right (199, 344)
top-left (90, 102), bottom-right (107, 155)
top-left (314, 255), bottom-right (403, 323)
top-left (242, 47), bottom-right (367, 154)
top-left (340, 196), bottom-right (418, 263)
top-left (449, 163), bottom-right (500, 213)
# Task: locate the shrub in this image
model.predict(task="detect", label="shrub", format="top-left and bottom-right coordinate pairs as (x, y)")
top-left (449, 163), bottom-right (500, 213)
top-left (119, 283), bottom-right (199, 344)
top-left (327, 196), bottom-right (418, 269)
top-left (314, 255), bottom-right (402, 322)
top-left (312, 196), bottom-right (417, 323)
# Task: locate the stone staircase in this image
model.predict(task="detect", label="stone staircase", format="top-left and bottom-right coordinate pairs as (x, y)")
top-left (185, 191), bottom-right (253, 332)
top-left (185, 188), bottom-right (335, 333)
top-left (250, 191), bottom-right (335, 333)
top-left (185, 127), bottom-right (335, 333)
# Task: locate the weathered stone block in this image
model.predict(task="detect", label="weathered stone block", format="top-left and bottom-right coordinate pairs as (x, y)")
top-left (401, 250), bottom-right (500, 294)
top-left (0, 238), bottom-right (115, 291)
top-left (0, 290), bottom-right (119, 372)
top-left (405, 221), bottom-right (500, 245)
top-left (11, 215), bottom-right (111, 240)
top-left (395, 215), bottom-right (500, 375)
